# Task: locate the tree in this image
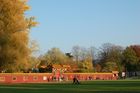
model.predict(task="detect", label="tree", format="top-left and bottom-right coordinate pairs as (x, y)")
top-left (95, 63), bottom-right (102, 72)
top-left (43, 48), bottom-right (67, 65)
top-left (72, 46), bottom-right (81, 63)
top-left (0, 0), bottom-right (37, 72)
top-left (71, 46), bottom-right (94, 72)
top-left (29, 40), bottom-right (40, 57)
top-left (130, 45), bottom-right (140, 57)
top-left (98, 43), bottom-right (124, 72)
top-left (102, 61), bottom-right (117, 72)
top-left (123, 47), bottom-right (139, 72)
top-left (130, 45), bottom-right (140, 71)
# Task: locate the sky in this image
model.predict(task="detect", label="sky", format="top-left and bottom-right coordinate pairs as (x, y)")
top-left (27, 0), bottom-right (140, 54)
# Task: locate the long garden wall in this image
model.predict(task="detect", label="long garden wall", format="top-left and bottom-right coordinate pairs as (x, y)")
top-left (0, 72), bottom-right (118, 83)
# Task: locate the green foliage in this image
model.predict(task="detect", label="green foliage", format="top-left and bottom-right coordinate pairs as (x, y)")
top-left (43, 48), bottom-right (67, 65)
top-left (102, 61), bottom-right (117, 72)
top-left (123, 47), bottom-right (139, 71)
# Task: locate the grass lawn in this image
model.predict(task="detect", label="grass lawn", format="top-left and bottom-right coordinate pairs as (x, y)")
top-left (0, 80), bottom-right (140, 93)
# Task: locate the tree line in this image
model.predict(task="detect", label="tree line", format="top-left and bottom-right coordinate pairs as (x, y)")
top-left (34, 44), bottom-right (140, 74)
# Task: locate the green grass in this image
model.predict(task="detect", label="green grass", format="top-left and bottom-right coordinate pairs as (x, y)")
top-left (0, 80), bottom-right (140, 93)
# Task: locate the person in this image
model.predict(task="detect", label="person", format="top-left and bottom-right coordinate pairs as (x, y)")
top-left (73, 76), bottom-right (80, 84)
top-left (122, 72), bottom-right (126, 79)
top-left (73, 77), bottom-right (76, 84)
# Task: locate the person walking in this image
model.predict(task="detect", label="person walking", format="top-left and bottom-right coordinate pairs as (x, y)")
top-left (73, 76), bottom-right (80, 84)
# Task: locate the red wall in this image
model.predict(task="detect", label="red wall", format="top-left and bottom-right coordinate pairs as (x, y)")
top-left (0, 73), bottom-right (118, 83)
top-left (63, 73), bottom-right (116, 80)
top-left (0, 73), bottom-right (53, 83)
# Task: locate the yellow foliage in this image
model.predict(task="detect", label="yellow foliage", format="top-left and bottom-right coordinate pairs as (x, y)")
top-left (0, 0), bottom-right (37, 72)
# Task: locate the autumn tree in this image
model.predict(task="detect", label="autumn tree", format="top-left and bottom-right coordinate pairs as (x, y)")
top-left (131, 45), bottom-right (140, 58)
top-left (29, 40), bottom-right (40, 57)
top-left (130, 45), bottom-right (140, 71)
top-left (98, 43), bottom-right (124, 72)
top-left (72, 46), bottom-right (94, 72)
top-left (0, 0), bottom-right (37, 72)
top-left (43, 48), bottom-right (67, 65)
